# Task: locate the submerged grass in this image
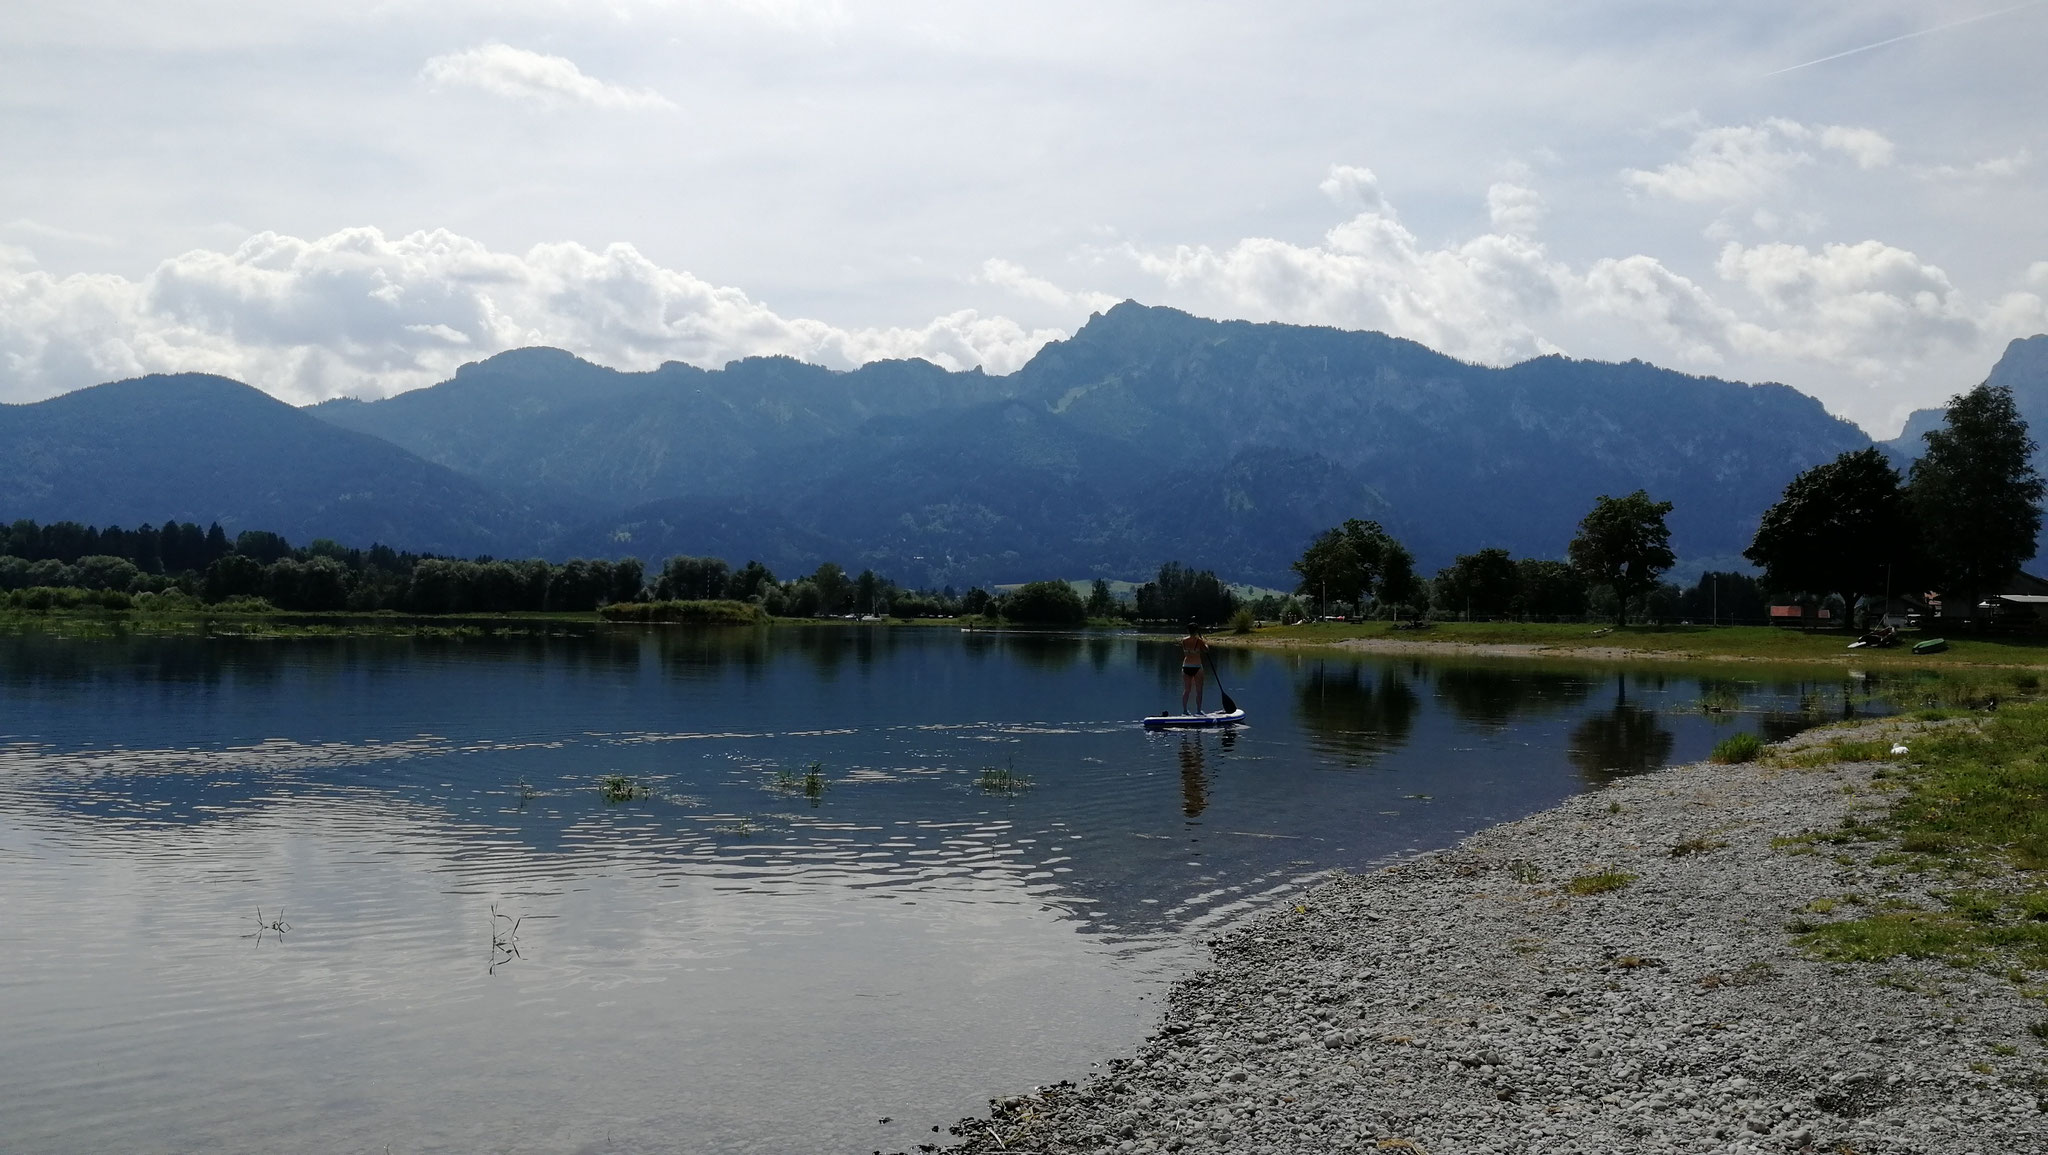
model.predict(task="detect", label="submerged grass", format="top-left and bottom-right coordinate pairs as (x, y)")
top-left (596, 774), bottom-right (651, 803)
top-left (975, 765), bottom-right (1034, 795)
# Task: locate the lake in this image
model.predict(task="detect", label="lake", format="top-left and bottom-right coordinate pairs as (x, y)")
top-left (0, 625), bottom-right (1886, 1153)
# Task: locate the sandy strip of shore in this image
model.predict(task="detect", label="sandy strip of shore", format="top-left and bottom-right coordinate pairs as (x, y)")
top-left (932, 721), bottom-right (2048, 1155)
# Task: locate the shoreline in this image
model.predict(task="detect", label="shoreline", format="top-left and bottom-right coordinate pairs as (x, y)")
top-left (935, 721), bottom-right (2048, 1154)
top-left (1213, 631), bottom-right (2048, 671)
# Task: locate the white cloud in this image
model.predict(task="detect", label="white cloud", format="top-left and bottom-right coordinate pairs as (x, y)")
top-left (1486, 182), bottom-right (1544, 236)
top-left (1317, 165), bottom-right (1389, 213)
top-left (421, 44), bottom-right (675, 111)
top-left (1624, 119), bottom-right (1815, 204)
top-left (1920, 148), bottom-right (2034, 180)
top-left (1818, 125), bottom-right (1896, 170)
top-left (976, 258), bottom-right (1120, 314)
top-left (1625, 119), bottom-right (1899, 203)
top-left (0, 228), bottom-right (1065, 404)
top-left (1125, 168), bottom-right (1565, 365)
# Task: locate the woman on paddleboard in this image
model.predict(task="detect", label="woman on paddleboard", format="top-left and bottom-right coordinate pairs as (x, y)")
top-left (1179, 621), bottom-right (1209, 714)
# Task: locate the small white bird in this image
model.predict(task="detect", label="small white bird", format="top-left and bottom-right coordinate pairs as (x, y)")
top-left (1889, 744), bottom-right (1909, 756)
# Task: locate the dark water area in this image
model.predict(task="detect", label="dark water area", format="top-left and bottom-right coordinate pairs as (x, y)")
top-left (0, 626), bottom-right (1888, 1153)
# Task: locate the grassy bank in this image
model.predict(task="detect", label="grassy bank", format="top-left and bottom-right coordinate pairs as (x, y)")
top-left (1240, 619), bottom-right (2048, 668)
top-left (1777, 697), bottom-right (2048, 981)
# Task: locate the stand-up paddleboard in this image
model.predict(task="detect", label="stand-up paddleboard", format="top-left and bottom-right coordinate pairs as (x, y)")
top-left (1143, 708), bottom-right (1246, 729)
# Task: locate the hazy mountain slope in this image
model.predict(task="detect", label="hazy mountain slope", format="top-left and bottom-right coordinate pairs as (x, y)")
top-left (313, 348), bottom-right (1015, 506)
top-left (0, 373), bottom-right (583, 555)
top-left (295, 302), bottom-right (1879, 586)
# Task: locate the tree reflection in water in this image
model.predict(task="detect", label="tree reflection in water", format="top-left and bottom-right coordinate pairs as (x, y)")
top-left (1568, 677), bottom-right (1675, 783)
top-left (1433, 665), bottom-right (1593, 728)
top-left (1293, 660), bottom-right (1419, 767)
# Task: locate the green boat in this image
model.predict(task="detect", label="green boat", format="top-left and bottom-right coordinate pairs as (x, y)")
top-left (1911, 637), bottom-right (1948, 655)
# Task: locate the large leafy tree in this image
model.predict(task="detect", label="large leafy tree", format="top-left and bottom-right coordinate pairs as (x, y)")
top-left (1434, 548), bottom-right (1518, 619)
top-left (1292, 519), bottom-right (1412, 614)
top-left (1745, 447), bottom-right (1919, 624)
top-left (1907, 383), bottom-right (2045, 603)
top-left (1567, 491), bottom-right (1675, 626)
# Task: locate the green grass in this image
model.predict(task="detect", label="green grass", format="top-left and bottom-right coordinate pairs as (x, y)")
top-left (1793, 701), bottom-right (2048, 976)
top-left (1710, 732), bottom-right (1764, 763)
top-left (1241, 619), bottom-right (2048, 668)
top-left (599, 599), bottom-right (767, 625)
top-left (1566, 870), bottom-right (1636, 896)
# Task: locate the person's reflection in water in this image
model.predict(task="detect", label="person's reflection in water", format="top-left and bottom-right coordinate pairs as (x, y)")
top-left (1178, 736), bottom-right (1209, 819)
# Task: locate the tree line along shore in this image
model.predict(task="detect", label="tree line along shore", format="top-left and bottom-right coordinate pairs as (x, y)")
top-left (5, 377), bottom-right (2044, 648)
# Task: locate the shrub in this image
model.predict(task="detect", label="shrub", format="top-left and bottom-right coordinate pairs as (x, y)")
top-left (1710, 732), bottom-right (1764, 764)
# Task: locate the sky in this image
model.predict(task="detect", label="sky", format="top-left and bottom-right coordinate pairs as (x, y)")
top-left (2, 0), bottom-right (2044, 436)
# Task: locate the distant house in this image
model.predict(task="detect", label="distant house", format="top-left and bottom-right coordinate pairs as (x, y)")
top-left (1983, 571), bottom-right (2048, 627)
top-left (1767, 603), bottom-right (1833, 628)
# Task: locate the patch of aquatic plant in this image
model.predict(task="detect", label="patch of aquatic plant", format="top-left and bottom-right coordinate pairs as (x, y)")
top-left (1709, 732), bottom-right (1763, 764)
top-left (1694, 684), bottom-right (1743, 715)
top-left (1566, 870), bottom-right (1636, 896)
top-left (975, 764), bottom-right (1034, 795)
top-left (489, 903), bottom-right (523, 974)
top-left (241, 907), bottom-right (290, 946)
top-left (597, 774), bottom-right (651, 803)
top-left (512, 778), bottom-right (538, 807)
top-left (769, 762), bottom-right (828, 802)
top-left (710, 818), bottom-right (760, 837)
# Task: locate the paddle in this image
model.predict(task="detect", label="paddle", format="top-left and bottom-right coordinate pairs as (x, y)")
top-left (1204, 645), bottom-right (1238, 714)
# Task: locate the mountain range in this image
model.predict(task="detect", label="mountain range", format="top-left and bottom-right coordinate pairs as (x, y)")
top-left (6, 303), bottom-right (2041, 588)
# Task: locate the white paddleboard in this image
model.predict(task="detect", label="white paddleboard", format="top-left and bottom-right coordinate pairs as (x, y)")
top-left (1142, 708), bottom-right (1246, 729)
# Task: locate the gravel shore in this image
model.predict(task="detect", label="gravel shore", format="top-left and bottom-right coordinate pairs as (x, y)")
top-left (937, 720), bottom-right (2048, 1154)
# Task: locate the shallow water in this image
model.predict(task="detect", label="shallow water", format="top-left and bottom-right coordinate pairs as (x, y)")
top-left (0, 626), bottom-right (1883, 1153)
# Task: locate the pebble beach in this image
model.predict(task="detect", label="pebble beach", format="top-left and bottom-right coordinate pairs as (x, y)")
top-left (935, 720), bottom-right (2048, 1154)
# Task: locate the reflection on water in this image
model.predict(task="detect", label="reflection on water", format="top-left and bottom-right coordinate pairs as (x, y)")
top-left (1569, 703), bottom-right (1678, 782)
top-left (1178, 736), bottom-right (1209, 818)
top-left (0, 627), bottom-right (1889, 1155)
top-left (1435, 665), bottom-right (1594, 728)
top-left (1293, 660), bottom-right (1419, 765)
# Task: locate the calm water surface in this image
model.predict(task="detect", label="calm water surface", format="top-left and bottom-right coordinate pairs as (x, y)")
top-left (0, 626), bottom-right (1885, 1153)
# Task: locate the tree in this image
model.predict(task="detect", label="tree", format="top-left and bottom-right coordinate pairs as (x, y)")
top-left (810, 562), bottom-right (850, 615)
top-left (1002, 580), bottom-right (1087, 625)
top-left (1567, 491), bottom-right (1675, 626)
top-left (1085, 578), bottom-right (1118, 619)
top-left (655, 555), bottom-right (730, 601)
top-left (1433, 548), bottom-right (1518, 619)
top-left (1908, 382), bottom-right (2045, 605)
top-left (1291, 519), bottom-right (1412, 614)
top-left (1746, 448), bottom-right (1920, 626)
top-left (1677, 571), bottom-right (1767, 625)
top-left (1134, 562), bottom-right (1240, 625)
top-left (1511, 559), bottom-right (1588, 620)
top-left (202, 553), bottom-right (266, 602)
